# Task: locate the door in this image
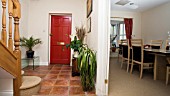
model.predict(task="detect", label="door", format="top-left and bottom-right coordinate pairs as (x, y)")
top-left (50, 15), bottom-right (71, 64)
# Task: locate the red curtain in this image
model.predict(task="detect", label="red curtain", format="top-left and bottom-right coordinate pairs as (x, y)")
top-left (124, 18), bottom-right (133, 46)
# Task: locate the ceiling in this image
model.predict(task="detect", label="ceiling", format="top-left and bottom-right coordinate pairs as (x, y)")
top-left (111, 0), bottom-right (170, 12)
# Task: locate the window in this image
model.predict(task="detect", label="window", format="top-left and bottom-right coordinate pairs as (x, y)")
top-left (119, 23), bottom-right (126, 40)
top-left (110, 20), bottom-right (127, 47)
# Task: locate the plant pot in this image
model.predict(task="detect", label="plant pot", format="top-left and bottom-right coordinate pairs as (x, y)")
top-left (72, 58), bottom-right (80, 76)
top-left (26, 51), bottom-right (34, 58)
top-left (73, 51), bottom-right (79, 58)
top-left (111, 47), bottom-right (116, 52)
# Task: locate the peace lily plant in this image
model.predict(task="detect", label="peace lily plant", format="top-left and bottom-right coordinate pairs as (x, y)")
top-left (77, 44), bottom-right (97, 91)
top-left (66, 25), bottom-right (97, 92)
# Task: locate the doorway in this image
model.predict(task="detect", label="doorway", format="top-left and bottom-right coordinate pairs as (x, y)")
top-left (110, 19), bottom-right (126, 57)
top-left (50, 15), bottom-right (72, 64)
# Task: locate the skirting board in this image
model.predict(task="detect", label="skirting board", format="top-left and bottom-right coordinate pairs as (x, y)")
top-left (29, 62), bottom-right (49, 66)
top-left (29, 62), bottom-right (72, 66)
top-left (0, 91), bottom-right (13, 96)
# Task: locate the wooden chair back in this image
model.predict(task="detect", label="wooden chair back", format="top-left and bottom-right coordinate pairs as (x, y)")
top-left (131, 39), bottom-right (143, 62)
top-left (150, 40), bottom-right (163, 49)
top-left (118, 39), bottom-right (128, 56)
top-left (121, 39), bottom-right (128, 58)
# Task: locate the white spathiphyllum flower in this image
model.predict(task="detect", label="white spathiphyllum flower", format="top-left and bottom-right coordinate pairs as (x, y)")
top-left (69, 34), bottom-right (77, 40)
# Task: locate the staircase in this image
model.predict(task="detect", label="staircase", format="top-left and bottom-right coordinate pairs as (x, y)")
top-left (0, 0), bottom-right (41, 96)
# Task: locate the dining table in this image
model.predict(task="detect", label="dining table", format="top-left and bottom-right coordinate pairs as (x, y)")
top-left (144, 49), bottom-right (170, 80)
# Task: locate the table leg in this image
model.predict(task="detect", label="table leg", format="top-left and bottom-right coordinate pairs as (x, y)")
top-left (154, 54), bottom-right (157, 80)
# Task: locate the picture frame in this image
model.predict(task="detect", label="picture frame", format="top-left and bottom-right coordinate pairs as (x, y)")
top-left (87, 17), bottom-right (91, 33)
top-left (87, 0), bottom-right (92, 18)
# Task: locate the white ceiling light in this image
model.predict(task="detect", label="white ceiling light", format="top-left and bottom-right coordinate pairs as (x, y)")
top-left (115, 0), bottom-right (130, 6)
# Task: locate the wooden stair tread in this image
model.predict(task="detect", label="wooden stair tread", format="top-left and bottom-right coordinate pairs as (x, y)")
top-left (20, 76), bottom-right (41, 90)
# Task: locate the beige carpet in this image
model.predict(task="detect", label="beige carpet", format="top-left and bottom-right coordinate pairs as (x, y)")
top-left (109, 57), bottom-right (170, 96)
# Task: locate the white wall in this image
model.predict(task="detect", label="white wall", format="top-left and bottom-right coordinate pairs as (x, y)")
top-left (20, 0), bottom-right (30, 58)
top-left (111, 10), bottom-right (142, 39)
top-left (141, 2), bottom-right (170, 45)
top-left (27, 0), bottom-right (86, 65)
top-left (20, 0), bottom-right (29, 37)
top-left (86, 0), bottom-right (110, 95)
top-left (0, 79), bottom-right (13, 96)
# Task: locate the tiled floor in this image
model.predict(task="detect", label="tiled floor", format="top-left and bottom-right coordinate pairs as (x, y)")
top-left (23, 64), bottom-right (96, 96)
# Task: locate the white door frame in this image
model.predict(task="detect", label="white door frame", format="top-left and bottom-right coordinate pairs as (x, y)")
top-left (95, 0), bottom-right (110, 95)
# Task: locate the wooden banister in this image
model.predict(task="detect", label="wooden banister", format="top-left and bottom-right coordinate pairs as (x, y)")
top-left (0, 0), bottom-right (21, 96)
top-left (1, 0), bottom-right (7, 45)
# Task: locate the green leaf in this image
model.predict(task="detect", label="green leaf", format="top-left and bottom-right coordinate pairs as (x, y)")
top-left (77, 45), bottom-right (97, 91)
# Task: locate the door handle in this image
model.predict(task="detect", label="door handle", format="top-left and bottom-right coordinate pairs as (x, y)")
top-left (57, 42), bottom-right (65, 45)
top-left (65, 34), bottom-right (68, 36)
top-left (49, 33), bottom-right (53, 36)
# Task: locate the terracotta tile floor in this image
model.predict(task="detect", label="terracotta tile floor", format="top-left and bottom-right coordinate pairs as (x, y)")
top-left (23, 65), bottom-right (96, 96)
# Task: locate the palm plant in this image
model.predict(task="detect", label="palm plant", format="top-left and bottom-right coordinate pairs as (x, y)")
top-left (77, 45), bottom-right (97, 91)
top-left (20, 36), bottom-right (42, 58)
top-left (20, 36), bottom-right (42, 51)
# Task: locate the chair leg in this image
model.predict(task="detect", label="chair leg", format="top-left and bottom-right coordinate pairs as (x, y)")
top-left (166, 67), bottom-right (169, 85)
top-left (127, 60), bottom-right (129, 72)
top-left (121, 58), bottom-right (124, 69)
top-left (130, 61), bottom-right (134, 74)
top-left (140, 64), bottom-right (144, 79)
top-left (118, 54), bottom-right (119, 62)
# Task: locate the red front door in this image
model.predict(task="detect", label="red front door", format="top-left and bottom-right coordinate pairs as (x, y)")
top-left (50, 15), bottom-right (71, 64)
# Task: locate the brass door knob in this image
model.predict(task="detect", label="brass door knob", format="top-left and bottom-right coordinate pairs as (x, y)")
top-left (49, 33), bottom-right (53, 36)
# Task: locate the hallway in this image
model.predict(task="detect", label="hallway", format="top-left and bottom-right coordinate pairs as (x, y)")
top-left (23, 64), bottom-right (95, 96)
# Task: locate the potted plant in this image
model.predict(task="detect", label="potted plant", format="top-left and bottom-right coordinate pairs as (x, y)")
top-left (77, 45), bottom-right (97, 91)
top-left (111, 35), bottom-right (117, 52)
top-left (66, 36), bottom-right (82, 76)
top-left (66, 36), bottom-right (82, 58)
top-left (20, 36), bottom-right (42, 58)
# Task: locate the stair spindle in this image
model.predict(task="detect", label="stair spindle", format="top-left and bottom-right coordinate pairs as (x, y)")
top-left (1, 0), bottom-right (7, 45)
top-left (8, 0), bottom-right (13, 51)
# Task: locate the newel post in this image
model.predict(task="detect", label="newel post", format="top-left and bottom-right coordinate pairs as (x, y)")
top-left (13, 17), bottom-right (21, 96)
top-left (12, 0), bottom-right (21, 96)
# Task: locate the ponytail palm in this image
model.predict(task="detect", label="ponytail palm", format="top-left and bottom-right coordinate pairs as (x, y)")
top-left (77, 45), bottom-right (97, 91)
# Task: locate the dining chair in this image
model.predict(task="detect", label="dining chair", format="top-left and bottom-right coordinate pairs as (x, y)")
top-left (130, 39), bottom-right (154, 79)
top-left (117, 40), bottom-right (122, 61)
top-left (150, 40), bottom-right (163, 49)
top-left (166, 58), bottom-right (170, 85)
top-left (121, 39), bottom-right (131, 72)
top-left (118, 39), bottom-right (126, 61)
